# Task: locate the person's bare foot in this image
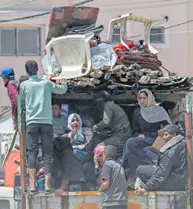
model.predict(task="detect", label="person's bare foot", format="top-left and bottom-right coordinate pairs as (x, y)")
top-left (29, 168), bottom-right (36, 191)
top-left (44, 173), bottom-right (51, 192)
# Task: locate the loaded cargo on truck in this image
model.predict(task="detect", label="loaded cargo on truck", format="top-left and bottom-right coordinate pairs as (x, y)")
top-left (10, 6), bottom-right (193, 209)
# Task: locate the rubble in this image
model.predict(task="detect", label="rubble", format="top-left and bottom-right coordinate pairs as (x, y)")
top-left (65, 50), bottom-right (192, 91)
top-left (44, 12), bottom-right (192, 93)
top-left (57, 38), bottom-right (191, 91)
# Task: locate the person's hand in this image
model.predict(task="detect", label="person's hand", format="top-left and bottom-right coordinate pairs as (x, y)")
top-left (158, 129), bottom-right (164, 137)
top-left (138, 134), bottom-right (145, 138)
top-left (56, 79), bottom-right (67, 84)
top-left (73, 145), bottom-right (85, 150)
top-left (47, 74), bottom-right (54, 80)
top-left (135, 187), bottom-right (146, 196)
top-left (61, 133), bottom-right (69, 138)
top-left (13, 122), bottom-right (18, 131)
top-left (94, 156), bottom-right (99, 167)
top-left (92, 126), bottom-right (97, 133)
top-left (71, 127), bottom-right (78, 137)
top-left (94, 155), bottom-right (99, 163)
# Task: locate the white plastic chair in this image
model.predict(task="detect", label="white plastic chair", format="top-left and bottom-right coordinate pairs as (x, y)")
top-left (45, 32), bottom-right (94, 79)
top-left (107, 14), bottom-right (159, 54)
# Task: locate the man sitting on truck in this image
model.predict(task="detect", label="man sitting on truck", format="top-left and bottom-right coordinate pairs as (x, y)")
top-left (135, 124), bottom-right (188, 194)
top-left (92, 91), bottom-right (132, 157)
top-left (19, 60), bottom-right (68, 193)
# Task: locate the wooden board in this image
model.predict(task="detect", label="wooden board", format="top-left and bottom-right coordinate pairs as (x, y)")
top-left (2, 130), bottom-right (18, 167)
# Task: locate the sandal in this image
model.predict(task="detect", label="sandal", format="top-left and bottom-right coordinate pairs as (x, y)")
top-left (44, 188), bottom-right (52, 194)
top-left (29, 188), bottom-right (37, 194)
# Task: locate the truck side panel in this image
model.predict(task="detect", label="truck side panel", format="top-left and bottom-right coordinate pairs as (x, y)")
top-left (4, 151), bottom-right (20, 187)
top-left (27, 191), bottom-right (188, 209)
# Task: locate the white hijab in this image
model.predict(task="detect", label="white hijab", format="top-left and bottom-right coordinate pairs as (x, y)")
top-left (67, 113), bottom-right (83, 136)
top-left (138, 89), bottom-right (172, 124)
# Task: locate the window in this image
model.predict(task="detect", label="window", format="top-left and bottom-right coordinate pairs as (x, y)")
top-left (150, 27), bottom-right (165, 44)
top-left (0, 200), bottom-right (10, 209)
top-left (112, 27), bottom-right (120, 44)
top-left (0, 28), bottom-right (41, 56)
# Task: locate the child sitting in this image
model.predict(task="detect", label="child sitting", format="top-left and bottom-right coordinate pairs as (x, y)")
top-left (35, 104), bottom-right (67, 191)
top-left (52, 104), bottom-right (67, 137)
top-left (67, 113), bottom-right (89, 162)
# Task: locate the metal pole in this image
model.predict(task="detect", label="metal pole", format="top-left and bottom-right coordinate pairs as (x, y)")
top-left (19, 132), bottom-right (27, 209)
top-left (19, 104), bottom-right (28, 209)
top-left (185, 94), bottom-right (193, 190)
top-left (185, 93), bottom-right (193, 209)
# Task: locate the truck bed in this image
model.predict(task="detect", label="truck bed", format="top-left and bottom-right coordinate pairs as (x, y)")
top-left (26, 191), bottom-right (188, 209)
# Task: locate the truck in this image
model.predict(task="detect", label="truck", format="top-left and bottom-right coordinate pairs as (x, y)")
top-left (0, 187), bottom-right (19, 209)
top-left (11, 6), bottom-right (193, 209)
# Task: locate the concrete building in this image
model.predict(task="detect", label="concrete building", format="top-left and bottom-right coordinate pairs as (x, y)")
top-left (0, 0), bottom-right (193, 107)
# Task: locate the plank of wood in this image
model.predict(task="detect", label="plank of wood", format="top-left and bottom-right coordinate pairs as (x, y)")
top-left (2, 130), bottom-right (18, 167)
top-left (73, 77), bottom-right (90, 81)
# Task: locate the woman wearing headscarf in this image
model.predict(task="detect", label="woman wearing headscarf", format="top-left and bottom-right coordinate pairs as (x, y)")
top-left (67, 113), bottom-right (90, 162)
top-left (123, 89), bottom-right (171, 184)
top-left (67, 113), bottom-right (96, 190)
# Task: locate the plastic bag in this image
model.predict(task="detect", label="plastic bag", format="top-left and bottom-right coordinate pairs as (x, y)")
top-left (41, 52), bottom-right (59, 75)
top-left (91, 42), bottom-right (117, 70)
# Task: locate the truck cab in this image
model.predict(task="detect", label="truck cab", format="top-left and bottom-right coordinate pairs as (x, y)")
top-left (0, 187), bottom-right (20, 209)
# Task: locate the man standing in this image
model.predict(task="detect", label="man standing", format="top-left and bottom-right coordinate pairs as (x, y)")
top-left (98, 145), bottom-right (128, 209)
top-left (0, 67), bottom-right (18, 130)
top-left (19, 60), bottom-right (68, 193)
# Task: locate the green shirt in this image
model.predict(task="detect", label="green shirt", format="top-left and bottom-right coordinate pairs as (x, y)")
top-left (17, 93), bottom-right (22, 132)
top-left (17, 92), bottom-right (26, 132)
top-left (19, 75), bottom-right (67, 126)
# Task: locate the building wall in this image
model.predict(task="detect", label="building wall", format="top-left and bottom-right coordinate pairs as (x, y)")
top-left (0, 12), bottom-right (48, 106)
top-left (92, 0), bottom-right (192, 77)
top-left (0, 0), bottom-right (193, 106)
top-left (0, 0), bottom-right (78, 10)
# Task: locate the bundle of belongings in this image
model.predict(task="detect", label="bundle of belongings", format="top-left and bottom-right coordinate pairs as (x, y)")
top-left (42, 8), bottom-right (192, 92)
top-left (69, 38), bottom-right (191, 90)
top-left (45, 34), bottom-right (192, 92)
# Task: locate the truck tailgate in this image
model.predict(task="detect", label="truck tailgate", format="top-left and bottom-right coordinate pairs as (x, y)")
top-left (27, 191), bottom-right (188, 209)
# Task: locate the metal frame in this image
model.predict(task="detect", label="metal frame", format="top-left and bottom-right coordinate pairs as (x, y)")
top-left (149, 27), bottom-right (165, 44)
top-left (26, 191), bottom-right (188, 209)
top-left (16, 27), bottom-right (41, 56)
top-left (185, 93), bottom-right (193, 209)
top-left (19, 92), bottom-right (193, 208)
top-left (0, 28), bottom-right (16, 56)
top-left (0, 27), bottom-right (41, 56)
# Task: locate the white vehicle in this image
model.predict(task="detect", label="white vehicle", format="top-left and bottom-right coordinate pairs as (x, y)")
top-left (0, 187), bottom-right (20, 209)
